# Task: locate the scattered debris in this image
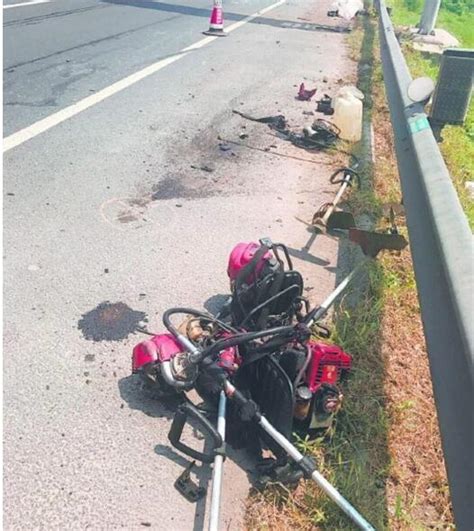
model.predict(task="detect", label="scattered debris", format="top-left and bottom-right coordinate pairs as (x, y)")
top-left (316, 94), bottom-right (334, 115)
top-left (302, 110), bottom-right (315, 116)
top-left (191, 164), bottom-right (215, 173)
top-left (218, 143), bottom-right (232, 152)
top-left (233, 110), bottom-right (340, 151)
top-left (327, 9), bottom-right (338, 16)
top-left (297, 83), bottom-right (317, 101)
top-left (297, 119), bottom-right (341, 148)
top-left (84, 354), bottom-right (95, 362)
top-left (218, 138), bottom-right (337, 165)
top-left (232, 110), bottom-right (287, 131)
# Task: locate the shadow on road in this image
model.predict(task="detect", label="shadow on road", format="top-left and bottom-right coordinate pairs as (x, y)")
top-left (119, 373), bottom-right (257, 530)
top-left (103, 0), bottom-right (350, 34)
top-left (118, 374), bottom-right (181, 420)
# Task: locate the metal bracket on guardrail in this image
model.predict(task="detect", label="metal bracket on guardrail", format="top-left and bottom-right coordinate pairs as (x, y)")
top-left (374, 1), bottom-right (473, 529)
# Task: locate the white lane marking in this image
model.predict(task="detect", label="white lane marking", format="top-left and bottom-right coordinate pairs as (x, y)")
top-left (3, 0), bottom-right (286, 153)
top-left (3, 0), bottom-right (49, 9)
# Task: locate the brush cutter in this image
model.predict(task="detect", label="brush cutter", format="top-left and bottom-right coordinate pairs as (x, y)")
top-left (161, 309), bottom-right (375, 530)
top-left (131, 228), bottom-right (407, 531)
top-left (312, 167), bottom-right (360, 231)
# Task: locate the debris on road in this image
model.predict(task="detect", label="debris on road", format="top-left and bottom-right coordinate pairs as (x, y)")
top-left (232, 110), bottom-right (287, 131)
top-left (316, 94), bottom-right (335, 115)
top-left (217, 138), bottom-right (337, 166)
top-left (191, 163), bottom-right (215, 173)
top-left (297, 82), bottom-right (317, 101)
top-left (233, 108), bottom-right (341, 152)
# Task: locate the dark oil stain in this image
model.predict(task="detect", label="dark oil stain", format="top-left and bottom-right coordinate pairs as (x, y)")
top-left (151, 174), bottom-right (220, 202)
top-left (78, 301), bottom-right (147, 342)
top-left (151, 176), bottom-right (188, 200)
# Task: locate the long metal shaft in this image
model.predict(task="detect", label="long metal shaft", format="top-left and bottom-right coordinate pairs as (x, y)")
top-left (321, 179), bottom-right (351, 225)
top-left (307, 266), bottom-right (360, 326)
top-left (208, 391), bottom-right (226, 531)
top-left (258, 416), bottom-right (375, 531)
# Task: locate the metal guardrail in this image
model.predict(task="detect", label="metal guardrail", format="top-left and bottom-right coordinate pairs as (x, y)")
top-left (374, 1), bottom-right (474, 529)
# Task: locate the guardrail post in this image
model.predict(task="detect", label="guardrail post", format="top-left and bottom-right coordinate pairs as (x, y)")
top-left (418, 0), bottom-right (441, 35)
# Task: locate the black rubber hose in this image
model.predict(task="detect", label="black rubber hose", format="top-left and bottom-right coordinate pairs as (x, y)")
top-left (329, 167), bottom-right (361, 187)
top-left (239, 284), bottom-right (300, 328)
top-left (196, 324), bottom-right (295, 364)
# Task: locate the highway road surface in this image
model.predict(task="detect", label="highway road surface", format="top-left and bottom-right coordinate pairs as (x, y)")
top-left (3, 0), bottom-right (354, 528)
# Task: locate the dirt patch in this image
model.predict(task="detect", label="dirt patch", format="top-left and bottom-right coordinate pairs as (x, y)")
top-left (151, 175), bottom-right (189, 200)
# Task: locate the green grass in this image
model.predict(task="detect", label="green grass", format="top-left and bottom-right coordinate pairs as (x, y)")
top-left (386, 0), bottom-right (474, 229)
top-left (289, 18), bottom-right (393, 530)
top-left (388, 0), bottom-right (474, 47)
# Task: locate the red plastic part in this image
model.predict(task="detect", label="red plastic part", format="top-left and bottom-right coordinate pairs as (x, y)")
top-left (132, 333), bottom-right (183, 373)
top-left (305, 341), bottom-right (352, 393)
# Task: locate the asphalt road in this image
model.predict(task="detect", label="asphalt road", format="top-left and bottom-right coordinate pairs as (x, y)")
top-left (3, 0), bottom-right (354, 528)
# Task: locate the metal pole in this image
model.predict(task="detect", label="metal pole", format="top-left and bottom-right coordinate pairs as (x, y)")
top-left (208, 391), bottom-right (226, 531)
top-left (320, 175), bottom-right (353, 226)
top-left (221, 382), bottom-right (374, 529)
top-left (418, 0), bottom-right (441, 35)
top-left (258, 416), bottom-right (375, 531)
top-left (308, 266), bottom-right (360, 325)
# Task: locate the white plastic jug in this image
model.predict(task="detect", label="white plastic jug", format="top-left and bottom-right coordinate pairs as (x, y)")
top-left (337, 85), bottom-right (364, 101)
top-left (333, 93), bottom-right (363, 142)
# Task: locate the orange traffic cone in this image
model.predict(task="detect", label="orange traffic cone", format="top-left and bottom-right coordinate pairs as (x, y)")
top-left (203, 0), bottom-right (227, 36)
